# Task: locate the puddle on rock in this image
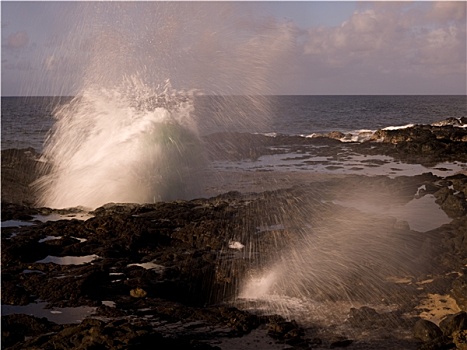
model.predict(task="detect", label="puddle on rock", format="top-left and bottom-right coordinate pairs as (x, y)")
top-left (1, 220), bottom-right (35, 228)
top-left (1, 302), bottom-right (96, 324)
top-left (127, 260), bottom-right (165, 271)
top-left (333, 194), bottom-right (450, 232)
top-left (35, 254), bottom-right (100, 265)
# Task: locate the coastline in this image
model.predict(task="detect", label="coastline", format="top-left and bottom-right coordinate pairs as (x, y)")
top-left (2, 122), bottom-right (467, 349)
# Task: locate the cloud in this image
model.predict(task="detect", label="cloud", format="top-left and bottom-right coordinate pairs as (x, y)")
top-left (302, 2), bottom-right (466, 77)
top-left (6, 31), bottom-right (29, 49)
top-left (428, 1), bottom-right (466, 23)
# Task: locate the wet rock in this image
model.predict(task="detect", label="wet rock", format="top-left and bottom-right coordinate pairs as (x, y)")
top-left (418, 335), bottom-right (455, 350)
top-left (413, 319), bottom-right (443, 342)
top-left (347, 307), bottom-right (405, 329)
top-left (434, 187), bottom-right (467, 218)
top-left (130, 287), bottom-right (147, 298)
top-left (1, 314), bottom-right (61, 348)
top-left (21, 265), bottom-right (108, 307)
top-left (216, 306), bottom-right (262, 334)
top-left (1, 279), bottom-right (33, 306)
top-left (1, 148), bottom-right (43, 205)
top-left (453, 330), bottom-right (467, 350)
top-left (432, 117), bottom-right (467, 127)
top-left (329, 338), bottom-right (354, 348)
top-left (4, 317), bottom-right (221, 350)
top-left (325, 131), bottom-right (346, 140)
top-left (1, 159), bottom-right (467, 349)
top-left (452, 275), bottom-right (467, 311)
top-left (441, 216), bottom-right (467, 263)
top-left (439, 312), bottom-right (467, 336)
top-left (370, 125), bottom-right (467, 165)
top-left (1, 202), bottom-right (39, 221)
top-left (266, 315), bottom-right (306, 345)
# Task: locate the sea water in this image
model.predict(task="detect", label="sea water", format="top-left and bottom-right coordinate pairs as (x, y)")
top-left (3, 95), bottom-right (466, 152)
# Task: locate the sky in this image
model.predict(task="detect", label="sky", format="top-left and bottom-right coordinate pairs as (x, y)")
top-left (1, 1), bottom-right (466, 96)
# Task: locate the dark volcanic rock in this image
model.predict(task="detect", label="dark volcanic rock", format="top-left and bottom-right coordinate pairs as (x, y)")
top-left (1, 314), bottom-right (61, 349)
top-left (439, 312), bottom-right (467, 336)
top-left (452, 275), bottom-right (467, 311)
top-left (452, 330), bottom-right (467, 349)
top-left (347, 307), bottom-right (410, 330)
top-left (434, 187), bottom-right (467, 218)
top-left (440, 216), bottom-right (467, 268)
top-left (202, 124), bottom-right (467, 169)
top-left (413, 319), bottom-right (443, 342)
top-left (1, 278), bottom-right (34, 306)
top-left (267, 315), bottom-right (306, 345)
top-left (417, 336), bottom-right (455, 350)
top-left (370, 125), bottom-right (467, 165)
top-left (1, 148), bottom-right (43, 205)
top-left (432, 117), bottom-right (467, 127)
top-left (3, 317), bottom-right (221, 350)
top-left (2, 142), bottom-right (467, 350)
top-left (372, 125), bottom-right (467, 144)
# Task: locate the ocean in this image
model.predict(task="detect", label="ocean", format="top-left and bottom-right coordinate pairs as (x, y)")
top-left (2, 95), bottom-right (466, 152)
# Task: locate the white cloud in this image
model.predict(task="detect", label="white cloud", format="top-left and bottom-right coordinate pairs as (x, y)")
top-left (302, 2), bottom-right (466, 79)
top-left (428, 1), bottom-right (466, 23)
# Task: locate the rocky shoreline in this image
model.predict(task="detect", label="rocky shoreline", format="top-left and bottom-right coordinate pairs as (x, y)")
top-left (2, 123), bottom-right (467, 349)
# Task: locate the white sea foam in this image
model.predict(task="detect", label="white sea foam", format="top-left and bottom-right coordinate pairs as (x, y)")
top-left (34, 80), bottom-right (205, 209)
top-left (340, 129), bottom-right (375, 143)
top-left (382, 123), bottom-right (415, 130)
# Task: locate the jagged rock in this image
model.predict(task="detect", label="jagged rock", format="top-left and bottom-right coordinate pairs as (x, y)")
top-left (452, 276), bottom-right (467, 311)
top-left (439, 312), bottom-right (467, 336)
top-left (325, 131), bottom-right (345, 140)
top-left (2, 145), bottom-right (467, 349)
top-left (432, 117), bottom-right (467, 127)
top-left (1, 148), bottom-right (43, 205)
top-left (329, 338), bottom-right (354, 348)
top-left (434, 187), bottom-right (467, 218)
top-left (413, 319), bottom-right (443, 342)
top-left (417, 335), bottom-right (455, 350)
top-left (369, 125), bottom-right (467, 165)
top-left (1, 314), bottom-right (60, 348)
top-left (453, 330), bottom-right (467, 350)
top-left (130, 287), bottom-right (147, 298)
top-left (2, 317), bottom-right (221, 350)
top-left (267, 315), bottom-right (306, 345)
top-left (1, 279), bottom-right (33, 306)
top-left (347, 307), bottom-right (404, 329)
